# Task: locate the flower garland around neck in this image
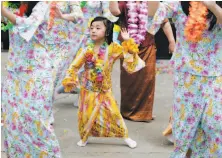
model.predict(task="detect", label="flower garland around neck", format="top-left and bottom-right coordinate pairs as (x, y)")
top-left (127, 1), bottom-right (148, 45)
top-left (1, 2), bottom-right (27, 32)
top-left (184, 1), bottom-right (208, 43)
top-left (48, 2), bottom-right (57, 30)
top-left (85, 42), bottom-right (108, 82)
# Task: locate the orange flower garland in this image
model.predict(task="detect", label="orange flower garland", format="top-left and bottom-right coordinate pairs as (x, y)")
top-left (48, 2), bottom-right (57, 30)
top-left (184, 1), bottom-right (208, 42)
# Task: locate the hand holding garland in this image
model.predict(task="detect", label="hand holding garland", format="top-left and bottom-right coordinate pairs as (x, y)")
top-left (53, 5), bottom-right (75, 22)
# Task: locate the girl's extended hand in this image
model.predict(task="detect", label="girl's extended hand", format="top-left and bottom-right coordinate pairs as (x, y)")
top-left (121, 28), bottom-right (130, 41)
top-left (169, 41), bottom-right (175, 54)
top-left (53, 5), bottom-right (63, 19)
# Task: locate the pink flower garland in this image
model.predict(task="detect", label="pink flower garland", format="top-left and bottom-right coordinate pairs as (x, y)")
top-left (127, 1), bottom-right (148, 45)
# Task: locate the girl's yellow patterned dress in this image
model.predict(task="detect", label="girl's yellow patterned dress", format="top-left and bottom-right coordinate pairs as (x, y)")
top-left (62, 39), bottom-right (145, 142)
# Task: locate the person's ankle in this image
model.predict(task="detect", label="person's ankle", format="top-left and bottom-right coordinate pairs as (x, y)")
top-left (77, 140), bottom-right (88, 147)
top-left (124, 137), bottom-right (137, 149)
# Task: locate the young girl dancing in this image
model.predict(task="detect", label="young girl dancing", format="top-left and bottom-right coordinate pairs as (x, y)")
top-left (62, 16), bottom-right (145, 148)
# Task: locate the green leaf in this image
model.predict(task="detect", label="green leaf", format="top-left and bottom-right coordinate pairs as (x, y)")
top-left (80, 1), bottom-right (87, 8)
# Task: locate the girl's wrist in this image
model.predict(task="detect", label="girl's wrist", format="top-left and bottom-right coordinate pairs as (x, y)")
top-left (60, 14), bottom-right (65, 20)
top-left (123, 37), bottom-right (130, 41)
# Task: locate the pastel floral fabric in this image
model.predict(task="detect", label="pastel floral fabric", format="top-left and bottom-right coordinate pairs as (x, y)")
top-left (2, 2), bottom-right (61, 157)
top-left (148, 1), bottom-right (222, 77)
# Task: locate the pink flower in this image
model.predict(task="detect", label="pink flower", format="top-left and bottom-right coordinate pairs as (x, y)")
top-left (18, 66), bottom-right (24, 71)
top-left (35, 141), bottom-right (44, 148)
top-left (189, 43), bottom-right (197, 52)
top-left (53, 147), bottom-right (60, 153)
top-left (184, 92), bottom-right (194, 98)
top-left (8, 73), bottom-right (13, 79)
top-left (4, 140), bottom-right (8, 148)
top-left (214, 115), bottom-right (221, 121)
top-left (18, 123), bottom-right (23, 132)
top-left (200, 60), bottom-right (208, 66)
top-left (82, 8), bottom-right (87, 13)
top-left (40, 95), bottom-right (46, 101)
top-left (11, 123), bottom-right (16, 130)
top-left (37, 34), bottom-right (43, 40)
top-left (24, 130), bottom-right (31, 137)
top-left (193, 103), bottom-right (200, 109)
top-left (187, 116), bottom-right (195, 124)
top-left (15, 145), bottom-right (22, 153)
top-left (53, 30), bottom-right (58, 34)
top-left (31, 90), bottom-right (37, 98)
top-left (27, 50), bottom-right (34, 59)
top-left (31, 107), bottom-right (36, 111)
top-left (215, 137), bottom-right (220, 143)
top-left (202, 92), bottom-right (205, 97)
top-left (208, 125), bottom-right (214, 130)
top-left (50, 53), bottom-right (56, 58)
top-left (44, 105), bottom-right (50, 111)
top-left (11, 102), bottom-right (17, 107)
top-left (25, 114), bottom-right (32, 122)
top-left (186, 134), bottom-right (192, 139)
top-left (215, 43), bottom-right (219, 51)
top-left (23, 91), bottom-right (28, 98)
top-left (202, 70), bottom-right (208, 76)
top-left (207, 135), bottom-right (212, 142)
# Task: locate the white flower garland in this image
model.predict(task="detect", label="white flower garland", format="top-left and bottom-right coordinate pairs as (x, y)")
top-left (127, 1), bottom-right (148, 45)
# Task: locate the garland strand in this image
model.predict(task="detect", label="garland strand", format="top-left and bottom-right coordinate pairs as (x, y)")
top-left (184, 1), bottom-right (208, 42)
top-left (127, 1), bottom-right (148, 45)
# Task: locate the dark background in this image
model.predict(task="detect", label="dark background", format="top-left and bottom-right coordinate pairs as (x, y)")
top-left (155, 22), bottom-right (176, 59)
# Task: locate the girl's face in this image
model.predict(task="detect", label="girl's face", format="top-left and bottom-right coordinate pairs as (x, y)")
top-left (90, 21), bottom-right (106, 43)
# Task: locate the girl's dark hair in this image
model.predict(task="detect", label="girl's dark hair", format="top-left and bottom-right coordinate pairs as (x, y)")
top-left (90, 16), bottom-right (114, 45)
top-left (181, 1), bottom-right (222, 31)
top-left (22, 1), bottom-right (39, 17)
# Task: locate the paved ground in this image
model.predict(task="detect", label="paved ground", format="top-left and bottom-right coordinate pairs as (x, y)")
top-left (1, 51), bottom-right (174, 158)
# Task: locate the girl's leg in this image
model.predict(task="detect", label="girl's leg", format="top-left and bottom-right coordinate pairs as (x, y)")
top-left (200, 76), bottom-right (222, 157)
top-left (77, 140), bottom-right (88, 147)
top-left (163, 111), bottom-right (174, 143)
top-left (56, 85), bottom-right (66, 94)
top-left (170, 72), bottom-right (205, 158)
top-left (124, 138), bottom-right (137, 148)
top-left (105, 93), bottom-right (137, 148)
top-left (73, 93), bottom-right (79, 107)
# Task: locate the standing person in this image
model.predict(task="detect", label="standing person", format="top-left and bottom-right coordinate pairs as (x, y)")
top-left (45, 1), bottom-right (83, 124)
top-left (62, 16), bottom-right (145, 148)
top-left (56, 1), bottom-right (119, 106)
top-left (1, 2), bottom-right (61, 157)
top-left (47, 1), bottom-right (83, 91)
top-left (148, 1), bottom-right (222, 157)
top-left (109, 1), bottom-right (175, 122)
